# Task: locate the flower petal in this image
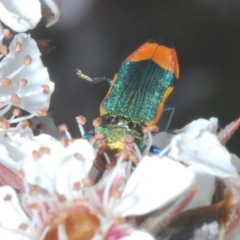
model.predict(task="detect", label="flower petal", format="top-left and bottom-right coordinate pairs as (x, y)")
top-left (168, 131), bottom-right (238, 178)
top-left (0, 186), bottom-right (30, 239)
top-left (115, 156), bottom-right (196, 217)
top-left (120, 230), bottom-right (154, 240)
top-left (0, 0), bottom-right (41, 32)
top-left (43, 0), bottom-right (62, 27)
top-left (174, 117), bottom-right (218, 135)
top-left (0, 33), bottom-right (54, 116)
top-left (183, 165), bottom-right (215, 211)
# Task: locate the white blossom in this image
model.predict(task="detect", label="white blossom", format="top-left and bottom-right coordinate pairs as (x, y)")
top-left (0, 33), bottom-right (54, 122)
top-left (0, 0), bottom-right (62, 32)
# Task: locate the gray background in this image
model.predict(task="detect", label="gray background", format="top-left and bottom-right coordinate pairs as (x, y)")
top-left (32, 0), bottom-right (240, 238)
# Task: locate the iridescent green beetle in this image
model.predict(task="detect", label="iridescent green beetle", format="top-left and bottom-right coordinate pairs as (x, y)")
top-left (94, 33), bottom-right (179, 151)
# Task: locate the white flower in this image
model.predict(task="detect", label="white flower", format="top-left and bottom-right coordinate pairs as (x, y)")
top-left (0, 33), bottom-right (54, 122)
top-left (0, 131), bottom-right (96, 194)
top-left (0, 0), bottom-right (62, 32)
top-left (153, 118), bottom-right (238, 211)
top-left (167, 130), bottom-right (238, 179)
top-left (0, 153), bottom-right (195, 239)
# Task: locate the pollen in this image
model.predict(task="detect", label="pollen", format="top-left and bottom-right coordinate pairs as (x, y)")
top-left (39, 147), bottom-right (51, 155)
top-left (76, 115), bottom-right (86, 125)
top-left (42, 84), bottom-right (50, 94)
top-left (32, 150), bottom-right (41, 160)
top-left (58, 124), bottom-right (68, 132)
top-left (37, 108), bottom-right (48, 116)
top-left (3, 194), bottom-right (12, 201)
top-left (82, 177), bottom-right (94, 187)
top-left (12, 108), bottom-right (22, 117)
top-left (58, 194), bottom-right (67, 203)
top-left (18, 79), bottom-right (28, 87)
top-left (0, 78), bottom-right (12, 86)
top-left (74, 152), bottom-right (85, 161)
top-left (3, 28), bottom-right (12, 40)
top-left (0, 44), bottom-right (8, 56)
top-left (11, 94), bottom-right (20, 104)
top-left (18, 223), bottom-right (28, 231)
top-left (21, 120), bottom-right (31, 129)
top-left (15, 42), bottom-right (22, 52)
top-left (93, 117), bottom-right (102, 127)
top-left (0, 118), bottom-right (10, 129)
top-left (73, 182), bottom-right (81, 191)
top-left (24, 55), bottom-right (32, 66)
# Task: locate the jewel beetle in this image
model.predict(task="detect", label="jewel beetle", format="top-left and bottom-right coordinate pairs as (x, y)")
top-left (85, 33), bottom-right (179, 151)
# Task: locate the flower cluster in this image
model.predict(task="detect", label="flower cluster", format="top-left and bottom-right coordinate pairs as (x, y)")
top-left (0, 1), bottom-right (240, 240)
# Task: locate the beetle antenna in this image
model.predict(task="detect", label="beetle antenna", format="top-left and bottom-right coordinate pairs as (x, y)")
top-left (76, 69), bottom-right (93, 82)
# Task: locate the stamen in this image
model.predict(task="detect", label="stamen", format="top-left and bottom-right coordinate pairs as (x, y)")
top-left (103, 152), bottom-right (111, 164)
top-left (4, 193), bottom-right (31, 225)
top-left (15, 42), bottom-right (22, 52)
top-left (42, 84), bottom-right (50, 94)
top-left (32, 150), bottom-right (41, 160)
top-left (58, 195), bottom-right (67, 203)
top-left (12, 108), bottom-right (22, 117)
top-left (9, 114), bottom-right (36, 124)
top-left (0, 103), bottom-right (12, 117)
top-left (103, 158), bottom-right (123, 212)
top-left (3, 28), bottom-right (12, 40)
top-left (93, 117), bottom-right (102, 128)
top-left (39, 147), bottom-right (51, 155)
top-left (0, 78), bottom-right (12, 86)
top-left (76, 115), bottom-right (86, 137)
top-left (73, 152), bottom-right (85, 161)
top-left (37, 109), bottom-right (48, 117)
top-left (124, 136), bottom-right (134, 151)
top-left (129, 154), bottom-right (139, 165)
top-left (82, 177), bottom-right (94, 187)
top-left (21, 120), bottom-right (31, 129)
top-left (133, 142), bottom-right (142, 160)
top-left (18, 223), bottom-right (28, 231)
top-left (11, 94), bottom-right (20, 104)
top-left (115, 150), bottom-right (129, 161)
top-left (57, 223), bottom-right (68, 240)
top-left (0, 118), bottom-right (10, 129)
top-left (157, 144), bottom-right (171, 158)
top-left (16, 170), bottom-right (29, 193)
top-left (58, 124), bottom-right (71, 139)
top-left (39, 226), bottom-right (51, 240)
top-left (126, 161), bottom-right (132, 179)
top-left (24, 56), bottom-right (32, 66)
top-left (143, 132), bottom-right (153, 156)
top-left (60, 137), bottom-right (68, 147)
top-left (73, 182), bottom-right (81, 191)
top-left (18, 79), bottom-right (28, 87)
top-left (0, 44), bottom-right (8, 56)
top-left (3, 194), bottom-right (12, 201)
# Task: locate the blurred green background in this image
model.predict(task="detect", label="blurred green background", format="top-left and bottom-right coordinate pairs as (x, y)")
top-left (32, 0), bottom-right (240, 238)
